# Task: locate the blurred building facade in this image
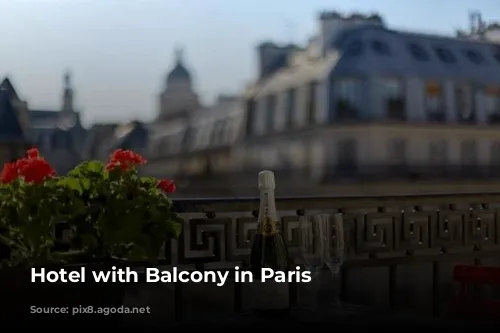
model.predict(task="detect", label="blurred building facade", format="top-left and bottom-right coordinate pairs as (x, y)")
top-left (0, 78), bottom-right (31, 166)
top-left (0, 75), bottom-right (87, 173)
top-left (2, 10), bottom-right (500, 197)
top-left (27, 73), bottom-right (87, 174)
top-left (143, 11), bottom-right (500, 197)
top-left (143, 48), bottom-right (245, 195)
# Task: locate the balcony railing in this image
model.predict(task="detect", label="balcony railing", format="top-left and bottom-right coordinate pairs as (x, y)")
top-left (130, 193), bottom-right (497, 321)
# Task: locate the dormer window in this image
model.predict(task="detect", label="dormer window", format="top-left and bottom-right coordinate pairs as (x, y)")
top-left (346, 40), bottom-right (363, 56)
top-left (464, 49), bottom-right (485, 64)
top-left (408, 43), bottom-right (429, 61)
top-left (435, 47), bottom-right (456, 63)
top-left (372, 40), bottom-right (390, 55)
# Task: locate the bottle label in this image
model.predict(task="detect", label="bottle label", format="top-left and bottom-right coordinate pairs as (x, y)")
top-left (251, 280), bottom-right (289, 310)
top-left (258, 217), bottom-right (281, 236)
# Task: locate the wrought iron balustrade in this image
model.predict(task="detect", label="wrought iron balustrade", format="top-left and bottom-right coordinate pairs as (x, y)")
top-left (168, 193), bottom-right (500, 268)
top-left (148, 193), bottom-right (500, 319)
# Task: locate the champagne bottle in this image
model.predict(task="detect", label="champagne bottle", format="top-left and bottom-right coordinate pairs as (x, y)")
top-left (249, 170), bottom-right (290, 318)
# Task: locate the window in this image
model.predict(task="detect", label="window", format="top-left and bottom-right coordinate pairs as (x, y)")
top-left (425, 82), bottom-right (446, 121)
top-left (490, 141), bottom-right (500, 166)
top-left (429, 139), bottom-right (448, 165)
top-left (201, 125), bottom-right (212, 148)
top-left (460, 140), bottom-right (477, 167)
top-left (388, 139), bottom-right (407, 167)
top-left (194, 126), bottom-right (204, 149)
top-left (464, 49), bottom-right (485, 64)
top-left (346, 40), bottom-right (363, 56)
top-left (335, 78), bottom-right (362, 120)
top-left (217, 120), bottom-right (227, 145)
top-left (336, 139), bottom-right (358, 171)
top-left (245, 99), bottom-right (255, 136)
top-left (209, 122), bottom-right (219, 145)
top-left (408, 43), bottom-right (429, 61)
top-left (454, 84), bottom-right (474, 121)
top-left (264, 95), bottom-right (276, 133)
top-left (382, 78), bottom-right (405, 120)
top-left (182, 127), bottom-right (194, 149)
top-left (160, 137), bottom-right (169, 154)
top-left (285, 88), bottom-right (296, 127)
top-left (435, 47), bottom-right (456, 63)
top-left (372, 40), bottom-right (390, 55)
top-left (493, 47), bottom-right (500, 64)
top-left (306, 81), bottom-right (317, 124)
top-left (224, 118), bottom-right (236, 143)
top-left (485, 86), bottom-right (500, 123)
top-left (255, 99), bottom-right (266, 135)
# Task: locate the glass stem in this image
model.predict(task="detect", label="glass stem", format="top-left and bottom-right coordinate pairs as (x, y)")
top-left (303, 269), bottom-right (322, 311)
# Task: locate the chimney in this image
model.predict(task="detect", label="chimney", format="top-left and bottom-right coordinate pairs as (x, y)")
top-left (257, 42), bottom-right (297, 80)
top-left (318, 10), bottom-right (385, 55)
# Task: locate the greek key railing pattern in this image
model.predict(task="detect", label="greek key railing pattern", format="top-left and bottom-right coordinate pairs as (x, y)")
top-left (165, 194), bottom-right (500, 268)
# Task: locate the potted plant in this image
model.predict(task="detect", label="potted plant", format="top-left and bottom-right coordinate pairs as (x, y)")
top-left (0, 148), bottom-right (182, 326)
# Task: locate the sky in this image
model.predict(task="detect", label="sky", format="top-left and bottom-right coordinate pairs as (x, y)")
top-left (0, 0), bottom-right (498, 127)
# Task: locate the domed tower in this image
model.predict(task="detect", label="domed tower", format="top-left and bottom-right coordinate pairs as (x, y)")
top-left (158, 47), bottom-right (200, 121)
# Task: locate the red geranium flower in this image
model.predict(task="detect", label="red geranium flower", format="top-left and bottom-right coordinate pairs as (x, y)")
top-left (19, 158), bottom-right (56, 183)
top-left (0, 162), bottom-right (19, 184)
top-left (105, 149), bottom-right (147, 171)
top-left (157, 179), bottom-right (176, 193)
top-left (0, 148), bottom-right (56, 184)
top-left (26, 147), bottom-right (40, 159)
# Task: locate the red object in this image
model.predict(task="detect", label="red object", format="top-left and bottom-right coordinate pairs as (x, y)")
top-left (105, 149), bottom-right (147, 171)
top-left (0, 148), bottom-right (56, 184)
top-left (453, 265), bottom-right (500, 316)
top-left (157, 179), bottom-right (176, 193)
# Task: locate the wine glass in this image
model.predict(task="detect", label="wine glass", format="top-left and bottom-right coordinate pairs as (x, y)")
top-left (318, 213), bottom-right (345, 306)
top-left (298, 214), bottom-right (324, 310)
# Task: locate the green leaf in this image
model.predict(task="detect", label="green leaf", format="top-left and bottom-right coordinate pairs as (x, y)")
top-left (86, 161), bottom-right (104, 173)
top-left (166, 216), bottom-right (183, 238)
top-left (68, 160), bottom-right (104, 177)
top-left (57, 177), bottom-right (83, 194)
top-left (139, 176), bottom-right (158, 188)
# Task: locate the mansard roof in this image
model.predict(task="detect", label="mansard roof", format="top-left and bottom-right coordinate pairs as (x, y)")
top-left (331, 25), bottom-right (500, 83)
top-left (0, 77), bottom-right (20, 101)
top-left (254, 25), bottom-right (500, 98)
top-left (0, 88), bottom-right (26, 142)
